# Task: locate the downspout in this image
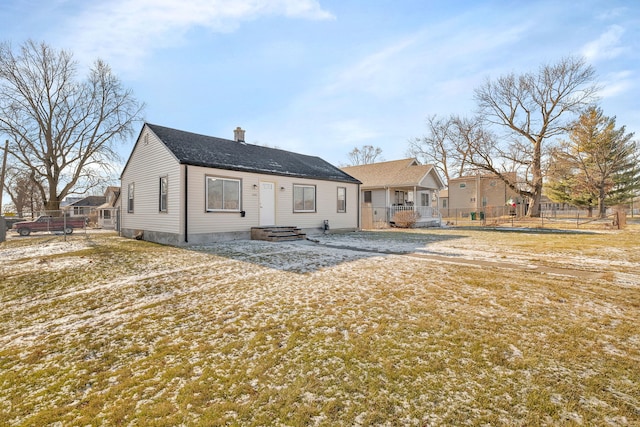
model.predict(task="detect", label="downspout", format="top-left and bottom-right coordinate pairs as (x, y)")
top-left (184, 164), bottom-right (188, 243)
top-left (357, 183), bottom-right (361, 230)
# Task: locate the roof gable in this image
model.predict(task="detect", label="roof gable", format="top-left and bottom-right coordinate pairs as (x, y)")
top-left (67, 195), bottom-right (107, 208)
top-left (144, 123), bottom-right (360, 184)
top-left (341, 158), bottom-right (444, 189)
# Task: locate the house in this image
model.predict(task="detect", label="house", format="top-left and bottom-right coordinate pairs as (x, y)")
top-left (341, 158), bottom-right (445, 228)
top-left (443, 173), bottom-right (521, 218)
top-left (439, 188), bottom-right (449, 215)
top-left (119, 124), bottom-right (361, 245)
top-left (97, 186), bottom-right (120, 229)
top-left (62, 195), bottom-right (107, 224)
top-left (60, 196), bottom-right (83, 208)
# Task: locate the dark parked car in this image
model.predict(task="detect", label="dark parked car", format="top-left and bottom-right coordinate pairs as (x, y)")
top-left (3, 217), bottom-right (27, 230)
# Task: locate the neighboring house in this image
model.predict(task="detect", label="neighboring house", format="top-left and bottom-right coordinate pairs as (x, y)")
top-left (62, 195), bottom-right (106, 221)
top-left (444, 173), bottom-right (520, 218)
top-left (97, 186), bottom-right (120, 229)
top-left (120, 124), bottom-right (361, 245)
top-left (60, 196), bottom-right (83, 208)
top-left (341, 158), bottom-right (445, 228)
top-left (439, 188), bottom-right (449, 216)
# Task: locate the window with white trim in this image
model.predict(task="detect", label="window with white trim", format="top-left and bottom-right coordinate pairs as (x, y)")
top-left (127, 183), bottom-right (134, 213)
top-left (337, 187), bottom-right (346, 213)
top-left (73, 206), bottom-right (88, 215)
top-left (294, 184), bottom-right (316, 212)
top-left (206, 176), bottom-right (241, 211)
top-left (159, 176), bottom-right (168, 212)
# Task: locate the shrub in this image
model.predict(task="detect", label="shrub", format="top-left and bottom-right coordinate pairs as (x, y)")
top-left (391, 210), bottom-right (420, 228)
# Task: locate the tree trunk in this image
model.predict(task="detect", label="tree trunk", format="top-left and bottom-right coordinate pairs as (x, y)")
top-left (528, 140), bottom-right (543, 217)
top-left (598, 188), bottom-right (607, 218)
top-left (45, 198), bottom-right (62, 215)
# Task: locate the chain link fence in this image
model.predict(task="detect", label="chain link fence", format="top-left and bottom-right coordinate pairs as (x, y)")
top-left (2, 207), bottom-right (120, 241)
top-left (440, 205), bottom-right (629, 230)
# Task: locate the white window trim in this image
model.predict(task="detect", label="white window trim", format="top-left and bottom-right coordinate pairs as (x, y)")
top-left (128, 183), bottom-right (134, 213)
top-left (337, 187), bottom-right (346, 213)
top-left (159, 176), bottom-right (168, 212)
top-left (206, 176), bottom-right (242, 212)
top-left (293, 184), bottom-right (316, 213)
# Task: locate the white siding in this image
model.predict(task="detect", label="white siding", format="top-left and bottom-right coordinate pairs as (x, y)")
top-left (371, 189), bottom-right (387, 207)
top-left (120, 129), bottom-right (182, 236)
top-left (186, 166), bottom-right (259, 234)
top-left (419, 171), bottom-right (440, 189)
top-left (278, 179), bottom-right (359, 230)
top-left (184, 166), bottom-right (359, 234)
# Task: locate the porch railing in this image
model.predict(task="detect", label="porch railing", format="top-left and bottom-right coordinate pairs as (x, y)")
top-left (390, 205), bottom-right (439, 220)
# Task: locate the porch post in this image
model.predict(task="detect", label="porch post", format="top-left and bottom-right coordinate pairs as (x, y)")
top-left (385, 186), bottom-right (390, 223)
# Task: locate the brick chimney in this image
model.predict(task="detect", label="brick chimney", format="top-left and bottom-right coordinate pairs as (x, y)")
top-left (233, 127), bottom-right (245, 142)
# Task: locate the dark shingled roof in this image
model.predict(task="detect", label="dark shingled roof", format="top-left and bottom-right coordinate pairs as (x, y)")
top-left (67, 195), bottom-right (107, 208)
top-left (146, 124), bottom-right (360, 184)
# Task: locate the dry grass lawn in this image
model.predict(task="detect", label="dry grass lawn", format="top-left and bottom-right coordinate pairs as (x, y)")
top-left (1, 225), bottom-right (639, 426)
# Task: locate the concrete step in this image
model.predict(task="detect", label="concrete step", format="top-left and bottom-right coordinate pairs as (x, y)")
top-left (251, 226), bottom-right (306, 242)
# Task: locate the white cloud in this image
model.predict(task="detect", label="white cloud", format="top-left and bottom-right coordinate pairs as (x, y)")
top-left (596, 7), bottom-right (627, 21)
top-left (325, 119), bottom-right (382, 145)
top-left (599, 70), bottom-right (635, 98)
top-left (321, 15), bottom-right (532, 102)
top-left (56, 0), bottom-right (334, 72)
top-left (581, 25), bottom-right (627, 62)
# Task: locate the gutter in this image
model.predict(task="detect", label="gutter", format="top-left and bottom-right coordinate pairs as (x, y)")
top-left (357, 183), bottom-right (361, 229)
top-left (184, 164), bottom-right (188, 243)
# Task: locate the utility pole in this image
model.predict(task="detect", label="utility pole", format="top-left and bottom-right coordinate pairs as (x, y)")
top-left (0, 140), bottom-right (8, 215)
top-left (0, 140), bottom-right (7, 242)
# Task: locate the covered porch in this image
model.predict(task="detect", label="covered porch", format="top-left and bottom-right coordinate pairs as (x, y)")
top-left (362, 186), bottom-right (442, 228)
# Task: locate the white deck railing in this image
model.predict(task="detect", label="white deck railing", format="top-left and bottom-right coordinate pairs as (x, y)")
top-left (390, 205), bottom-right (440, 220)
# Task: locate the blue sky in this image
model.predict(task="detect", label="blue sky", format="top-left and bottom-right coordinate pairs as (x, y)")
top-left (1, 0), bottom-right (638, 170)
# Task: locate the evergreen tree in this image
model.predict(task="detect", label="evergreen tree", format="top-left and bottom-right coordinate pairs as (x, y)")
top-left (546, 107), bottom-right (639, 218)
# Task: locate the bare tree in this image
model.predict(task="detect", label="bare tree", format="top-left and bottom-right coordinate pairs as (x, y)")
top-left (469, 56), bottom-right (599, 216)
top-left (0, 40), bottom-right (144, 212)
top-left (3, 166), bottom-right (43, 217)
top-left (407, 114), bottom-right (474, 183)
top-left (346, 145), bottom-right (383, 166)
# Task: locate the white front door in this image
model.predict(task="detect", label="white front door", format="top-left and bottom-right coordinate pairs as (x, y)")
top-left (259, 181), bottom-right (276, 226)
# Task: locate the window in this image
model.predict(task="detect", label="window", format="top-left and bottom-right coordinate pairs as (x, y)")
top-left (73, 206), bottom-right (87, 215)
top-left (206, 177), bottom-right (241, 211)
top-left (420, 193), bottom-right (430, 207)
top-left (159, 176), bottom-right (168, 212)
top-left (394, 190), bottom-right (406, 205)
top-left (364, 191), bottom-right (372, 203)
top-left (459, 183), bottom-right (466, 188)
top-left (103, 210), bottom-right (111, 220)
top-left (128, 183), bottom-right (134, 213)
top-left (294, 184), bottom-right (316, 212)
top-left (337, 187), bottom-right (346, 213)
top-left (442, 199), bottom-right (448, 208)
